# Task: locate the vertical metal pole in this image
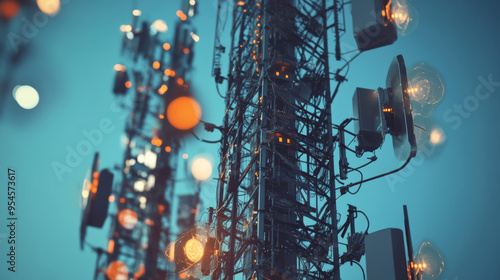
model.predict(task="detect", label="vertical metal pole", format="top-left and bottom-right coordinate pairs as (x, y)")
top-left (404, 205), bottom-right (416, 280)
top-left (257, 1), bottom-right (270, 279)
top-left (323, 0), bottom-right (341, 278)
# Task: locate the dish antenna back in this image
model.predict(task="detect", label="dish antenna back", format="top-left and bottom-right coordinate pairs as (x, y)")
top-left (353, 55), bottom-right (417, 160)
top-left (80, 152), bottom-right (114, 249)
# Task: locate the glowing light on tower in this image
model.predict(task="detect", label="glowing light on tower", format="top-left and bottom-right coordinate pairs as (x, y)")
top-left (105, 261), bottom-right (129, 280)
top-left (12, 85), bottom-right (40, 109)
top-left (184, 238), bottom-right (204, 263)
top-left (408, 63), bottom-right (445, 117)
top-left (166, 97), bottom-right (202, 130)
top-left (152, 19), bottom-right (168, 33)
top-left (391, 0), bottom-right (419, 35)
top-left (416, 242), bottom-right (445, 280)
top-left (118, 209), bottom-right (138, 229)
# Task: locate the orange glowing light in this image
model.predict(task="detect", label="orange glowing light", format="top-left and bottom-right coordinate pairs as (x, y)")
top-left (163, 43), bottom-right (171, 50)
top-left (179, 272), bottom-right (187, 279)
top-left (176, 77), bottom-right (184, 86)
top-left (109, 195), bottom-right (115, 203)
top-left (237, 1), bottom-right (245, 5)
top-left (183, 48), bottom-right (190, 54)
top-left (176, 10), bottom-right (187, 21)
top-left (91, 172), bottom-right (99, 194)
top-left (164, 69), bottom-right (176, 77)
top-left (105, 261), bottom-right (128, 280)
top-left (152, 61), bottom-right (160, 69)
top-left (165, 146), bottom-right (172, 152)
top-left (159, 114), bottom-right (165, 119)
top-left (158, 204), bottom-right (165, 214)
top-left (184, 238), bottom-right (204, 262)
top-left (133, 264), bottom-right (145, 280)
top-left (158, 85), bottom-right (168, 95)
top-left (107, 239), bottom-right (115, 254)
top-left (125, 81), bottom-right (132, 88)
top-left (119, 197), bottom-right (125, 203)
top-left (151, 136), bottom-right (163, 147)
top-left (166, 97), bottom-right (202, 130)
top-left (276, 72), bottom-right (280, 76)
top-left (183, 153), bottom-right (189, 159)
top-left (145, 219), bottom-right (154, 226)
top-left (0, 1), bottom-right (20, 20)
top-left (118, 209), bottom-right (138, 229)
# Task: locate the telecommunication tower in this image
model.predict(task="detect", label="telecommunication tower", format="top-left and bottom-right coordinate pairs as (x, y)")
top-left (208, 0), bottom-right (431, 279)
top-left (211, 0), bottom-right (342, 278)
top-left (79, 1), bottom-right (201, 279)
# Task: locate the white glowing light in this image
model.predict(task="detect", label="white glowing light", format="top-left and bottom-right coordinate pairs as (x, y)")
top-left (191, 157), bottom-right (213, 181)
top-left (147, 175), bottom-right (156, 188)
top-left (137, 153), bottom-right (145, 164)
top-left (429, 128), bottom-right (445, 145)
top-left (132, 9), bottom-right (141, 16)
top-left (144, 149), bottom-right (157, 169)
top-left (190, 32), bottom-right (200, 42)
top-left (134, 180), bottom-right (146, 192)
top-left (152, 19), bottom-right (168, 33)
top-left (12, 85), bottom-right (39, 109)
top-left (139, 196), bottom-right (147, 209)
top-left (126, 31), bottom-right (134, 40)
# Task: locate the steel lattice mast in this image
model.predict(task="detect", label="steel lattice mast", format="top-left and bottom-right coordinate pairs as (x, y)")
top-left (212, 0), bottom-right (341, 279)
top-left (88, 1), bottom-right (200, 280)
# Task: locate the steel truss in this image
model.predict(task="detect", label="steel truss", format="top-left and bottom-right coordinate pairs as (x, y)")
top-left (213, 0), bottom-right (342, 279)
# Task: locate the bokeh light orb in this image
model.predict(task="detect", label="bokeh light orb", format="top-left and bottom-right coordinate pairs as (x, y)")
top-left (118, 209), bottom-right (138, 229)
top-left (167, 96), bottom-right (202, 130)
top-left (0, 0), bottom-right (20, 20)
top-left (36, 0), bottom-right (61, 16)
top-left (152, 19), bottom-right (168, 33)
top-left (12, 85), bottom-right (39, 109)
top-left (105, 261), bottom-right (129, 280)
top-left (429, 128), bottom-right (445, 146)
top-left (184, 238), bottom-right (204, 263)
top-left (191, 157), bottom-right (213, 181)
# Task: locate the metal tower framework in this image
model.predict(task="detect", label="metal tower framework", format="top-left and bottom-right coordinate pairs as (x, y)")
top-left (89, 1), bottom-right (200, 280)
top-left (213, 0), bottom-right (344, 279)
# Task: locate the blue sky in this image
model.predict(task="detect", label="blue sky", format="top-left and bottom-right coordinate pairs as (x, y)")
top-left (1, 0), bottom-right (499, 279)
